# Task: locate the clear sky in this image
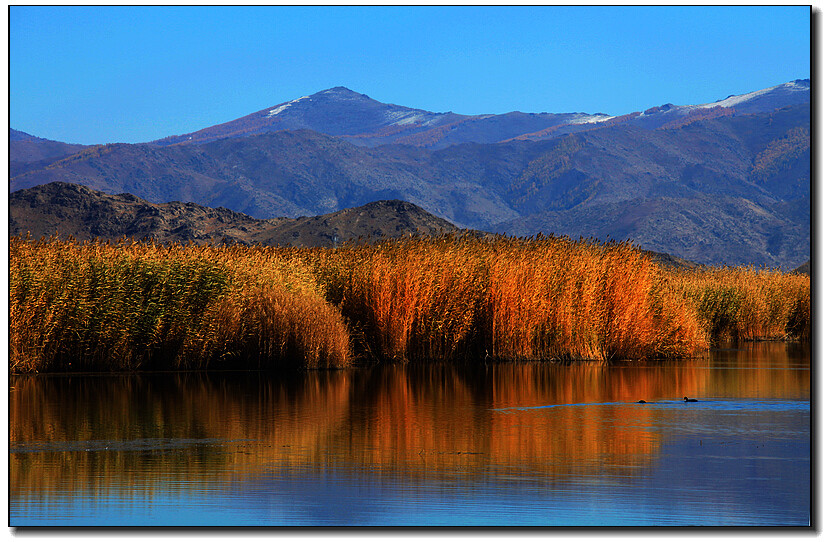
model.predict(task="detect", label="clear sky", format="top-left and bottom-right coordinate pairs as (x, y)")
top-left (10, 5), bottom-right (811, 145)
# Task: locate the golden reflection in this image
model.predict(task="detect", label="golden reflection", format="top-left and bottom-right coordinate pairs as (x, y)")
top-left (10, 342), bottom-right (810, 500)
top-left (703, 342), bottom-right (810, 399)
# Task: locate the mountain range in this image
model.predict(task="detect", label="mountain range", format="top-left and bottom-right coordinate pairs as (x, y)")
top-left (152, 81), bottom-right (810, 149)
top-left (9, 79), bottom-right (810, 268)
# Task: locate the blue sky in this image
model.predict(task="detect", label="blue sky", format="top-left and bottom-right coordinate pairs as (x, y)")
top-left (10, 5), bottom-right (811, 145)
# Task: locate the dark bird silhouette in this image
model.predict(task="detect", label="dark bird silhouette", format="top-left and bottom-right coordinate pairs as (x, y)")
top-left (684, 396), bottom-right (698, 402)
top-left (637, 400), bottom-right (647, 404)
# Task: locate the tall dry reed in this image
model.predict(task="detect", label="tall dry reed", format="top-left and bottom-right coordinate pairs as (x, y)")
top-left (487, 236), bottom-right (702, 361)
top-left (665, 265), bottom-right (811, 343)
top-left (296, 233), bottom-right (705, 363)
top-left (9, 234), bottom-right (809, 373)
top-left (9, 237), bottom-right (351, 372)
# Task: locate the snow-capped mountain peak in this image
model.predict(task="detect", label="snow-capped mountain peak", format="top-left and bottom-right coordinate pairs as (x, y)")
top-left (152, 79), bottom-right (808, 148)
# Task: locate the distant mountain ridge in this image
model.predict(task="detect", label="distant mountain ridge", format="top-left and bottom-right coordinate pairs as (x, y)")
top-left (150, 80), bottom-right (809, 149)
top-left (9, 78), bottom-right (810, 269)
top-left (9, 129), bottom-right (89, 177)
top-left (151, 86), bottom-right (608, 150)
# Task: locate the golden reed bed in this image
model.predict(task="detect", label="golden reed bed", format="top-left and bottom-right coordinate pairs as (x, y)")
top-left (9, 234), bottom-right (810, 373)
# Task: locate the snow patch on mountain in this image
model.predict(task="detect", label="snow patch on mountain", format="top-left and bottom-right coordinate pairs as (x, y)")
top-left (267, 95), bottom-right (310, 117)
top-left (568, 113), bottom-right (615, 125)
top-left (697, 87), bottom-right (774, 109)
top-left (394, 114), bottom-right (424, 126)
top-left (383, 109), bottom-right (450, 126)
top-left (689, 80), bottom-right (809, 112)
top-left (384, 110), bottom-right (429, 126)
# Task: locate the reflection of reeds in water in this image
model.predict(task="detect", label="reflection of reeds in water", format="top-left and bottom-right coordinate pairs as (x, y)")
top-left (344, 364), bottom-right (661, 479)
top-left (10, 345), bottom-right (809, 499)
top-left (10, 371), bottom-right (356, 499)
top-left (704, 342), bottom-right (811, 399)
top-left (9, 235), bottom-right (810, 372)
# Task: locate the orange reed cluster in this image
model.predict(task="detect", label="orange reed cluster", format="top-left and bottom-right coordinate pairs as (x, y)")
top-left (297, 233), bottom-right (705, 363)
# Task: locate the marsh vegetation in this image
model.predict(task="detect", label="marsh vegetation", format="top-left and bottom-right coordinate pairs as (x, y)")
top-left (9, 234), bottom-right (810, 373)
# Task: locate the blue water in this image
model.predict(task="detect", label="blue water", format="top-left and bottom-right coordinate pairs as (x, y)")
top-left (13, 405), bottom-right (809, 527)
top-left (10, 343), bottom-right (811, 527)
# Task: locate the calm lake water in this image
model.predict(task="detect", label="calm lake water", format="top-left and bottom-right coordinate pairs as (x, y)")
top-left (10, 342), bottom-right (810, 527)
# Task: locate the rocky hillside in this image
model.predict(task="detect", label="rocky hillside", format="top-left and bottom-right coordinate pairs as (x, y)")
top-left (9, 182), bottom-right (459, 246)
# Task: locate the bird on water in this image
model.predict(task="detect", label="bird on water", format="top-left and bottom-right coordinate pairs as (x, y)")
top-left (637, 400), bottom-right (647, 404)
top-left (683, 396), bottom-right (698, 402)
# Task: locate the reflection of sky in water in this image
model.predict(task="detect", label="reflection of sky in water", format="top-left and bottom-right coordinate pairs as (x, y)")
top-left (217, 428), bottom-right (808, 527)
top-left (11, 438), bottom-right (810, 527)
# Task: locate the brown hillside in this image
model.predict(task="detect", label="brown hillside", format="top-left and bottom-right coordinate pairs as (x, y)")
top-left (9, 182), bottom-right (460, 246)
